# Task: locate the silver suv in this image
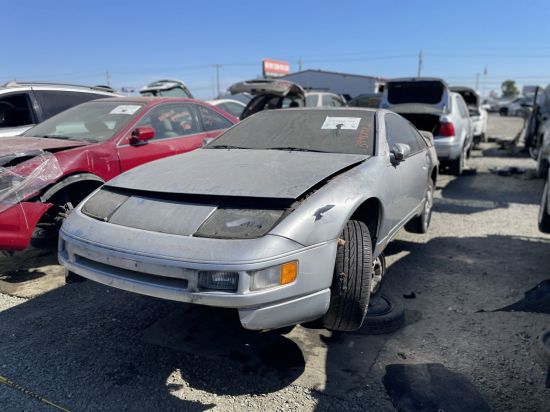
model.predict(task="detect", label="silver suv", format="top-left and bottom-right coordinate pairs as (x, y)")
top-left (0, 81), bottom-right (119, 137)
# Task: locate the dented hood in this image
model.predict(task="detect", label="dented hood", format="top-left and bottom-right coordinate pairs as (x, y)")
top-left (107, 148), bottom-right (368, 199)
top-left (0, 136), bottom-right (89, 158)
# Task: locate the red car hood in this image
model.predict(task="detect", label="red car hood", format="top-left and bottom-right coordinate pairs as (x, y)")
top-left (0, 136), bottom-right (89, 157)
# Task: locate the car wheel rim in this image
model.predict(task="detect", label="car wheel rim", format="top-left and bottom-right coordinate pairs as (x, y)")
top-left (371, 256), bottom-right (384, 294)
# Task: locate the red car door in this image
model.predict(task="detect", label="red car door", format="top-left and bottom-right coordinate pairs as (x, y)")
top-left (117, 102), bottom-right (208, 173)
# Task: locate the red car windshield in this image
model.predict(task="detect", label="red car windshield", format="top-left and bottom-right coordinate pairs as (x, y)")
top-left (23, 101), bottom-right (145, 143)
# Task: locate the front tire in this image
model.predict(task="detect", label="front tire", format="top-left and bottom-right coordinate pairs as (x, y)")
top-left (322, 220), bottom-right (373, 332)
top-left (536, 146), bottom-right (548, 179)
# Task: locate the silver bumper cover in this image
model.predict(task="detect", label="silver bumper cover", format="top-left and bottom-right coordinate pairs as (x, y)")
top-left (59, 210), bottom-right (336, 330)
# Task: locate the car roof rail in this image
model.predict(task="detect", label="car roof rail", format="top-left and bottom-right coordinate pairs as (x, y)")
top-left (1, 80), bottom-right (117, 93)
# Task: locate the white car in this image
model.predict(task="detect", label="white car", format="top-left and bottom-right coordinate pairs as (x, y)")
top-left (305, 91), bottom-right (346, 108)
top-left (382, 78), bottom-right (473, 175)
top-left (0, 81), bottom-right (119, 137)
top-left (451, 86), bottom-right (488, 146)
top-left (207, 99), bottom-right (246, 118)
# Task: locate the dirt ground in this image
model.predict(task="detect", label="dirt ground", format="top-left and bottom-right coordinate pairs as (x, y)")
top-left (0, 114), bottom-right (549, 411)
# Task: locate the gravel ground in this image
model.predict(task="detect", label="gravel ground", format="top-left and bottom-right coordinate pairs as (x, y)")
top-left (0, 114), bottom-right (549, 411)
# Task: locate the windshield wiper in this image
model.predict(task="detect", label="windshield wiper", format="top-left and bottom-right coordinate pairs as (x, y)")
top-left (269, 147), bottom-right (325, 153)
top-left (207, 144), bottom-right (248, 149)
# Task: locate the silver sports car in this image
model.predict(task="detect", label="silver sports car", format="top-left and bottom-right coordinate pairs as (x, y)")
top-left (59, 108), bottom-right (438, 331)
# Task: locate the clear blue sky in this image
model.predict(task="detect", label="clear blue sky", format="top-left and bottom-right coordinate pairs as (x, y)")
top-left (3, 0), bottom-right (550, 99)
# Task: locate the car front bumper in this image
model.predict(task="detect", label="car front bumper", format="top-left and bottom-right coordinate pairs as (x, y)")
top-left (0, 202), bottom-right (52, 251)
top-left (58, 210), bottom-right (337, 330)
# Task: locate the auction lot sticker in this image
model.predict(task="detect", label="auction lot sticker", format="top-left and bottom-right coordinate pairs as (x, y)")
top-left (110, 105), bottom-right (141, 115)
top-left (321, 116), bottom-right (361, 130)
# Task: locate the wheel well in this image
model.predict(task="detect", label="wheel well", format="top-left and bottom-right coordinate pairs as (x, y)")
top-left (46, 179), bottom-right (103, 207)
top-left (349, 198), bottom-right (382, 247)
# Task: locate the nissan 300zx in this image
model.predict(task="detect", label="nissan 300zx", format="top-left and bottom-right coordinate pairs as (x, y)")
top-left (59, 108), bottom-right (438, 331)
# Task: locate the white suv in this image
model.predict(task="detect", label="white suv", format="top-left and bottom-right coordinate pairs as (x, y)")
top-left (0, 81), bottom-right (119, 137)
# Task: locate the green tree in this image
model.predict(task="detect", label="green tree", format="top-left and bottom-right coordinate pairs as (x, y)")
top-left (501, 80), bottom-right (519, 97)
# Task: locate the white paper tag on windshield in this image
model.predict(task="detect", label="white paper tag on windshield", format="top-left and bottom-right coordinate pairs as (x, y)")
top-left (110, 105), bottom-right (141, 115)
top-left (321, 116), bottom-right (361, 130)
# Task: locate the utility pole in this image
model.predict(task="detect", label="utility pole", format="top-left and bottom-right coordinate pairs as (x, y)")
top-left (298, 57), bottom-right (303, 72)
top-left (105, 70), bottom-right (111, 87)
top-left (417, 50), bottom-right (423, 77)
top-left (213, 64), bottom-right (221, 98)
top-left (482, 65), bottom-right (487, 97)
top-left (475, 72), bottom-right (480, 91)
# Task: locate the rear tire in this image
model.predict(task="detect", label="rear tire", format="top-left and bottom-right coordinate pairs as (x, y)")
top-left (448, 150), bottom-right (464, 176)
top-left (322, 220), bottom-right (372, 332)
top-left (406, 180), bottom-right (434, 234)
top-left (539, 179), bottom-right (550, 233)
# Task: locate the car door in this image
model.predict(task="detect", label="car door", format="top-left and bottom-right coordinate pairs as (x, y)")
top-left (455, 95), bottom-right (472, 149)
top-left (117, 103), bottom-right (207, 173)
top-left (384, 113), bottom-right (430, 227)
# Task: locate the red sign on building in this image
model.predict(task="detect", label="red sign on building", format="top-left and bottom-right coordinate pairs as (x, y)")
top-left (262, 59), bottom-right (290, 78)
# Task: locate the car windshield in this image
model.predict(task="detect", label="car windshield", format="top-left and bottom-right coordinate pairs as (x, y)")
top-left (387, 81), bottom-right (445, 105)
top-left (208, 109), bottom-right (375, 155)
top-left (23, 101), bottom-right (144, 142)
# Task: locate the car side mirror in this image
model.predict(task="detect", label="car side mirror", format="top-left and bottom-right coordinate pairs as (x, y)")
top-left (130, 126), bottom-right (155, 145)
top-left (390, 143), bottom-right (410, 165)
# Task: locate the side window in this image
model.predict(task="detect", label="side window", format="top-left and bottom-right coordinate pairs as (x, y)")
top-left (34, 91), bottom-right (106, 119)
top-left (137, 104), bottom-right (201, 140)
top-left (456, 96), bottom-right (468, 118)
top-left (0, 93), bottom-right (34, 127)
top-left (322, 94), bottom-right (333, 107)
top-left (220, 102), bottom-right (244, 118)
top-left (331, 96), bottom-right (345, 107)
top-left (385, 113), bottom-right (421, 154)
top-left (197, 105), bottom-right (234, 131)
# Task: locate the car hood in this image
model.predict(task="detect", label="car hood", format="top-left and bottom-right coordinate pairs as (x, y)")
top-left (0, 136), bottom-right (89, 158)
top-left (107, 148), bottom-right (368, 200)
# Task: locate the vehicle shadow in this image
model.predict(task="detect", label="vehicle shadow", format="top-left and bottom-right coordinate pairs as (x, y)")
top-left (436, 170), bottom-right (544, 214)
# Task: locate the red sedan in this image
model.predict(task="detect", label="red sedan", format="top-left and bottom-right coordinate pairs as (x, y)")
top-left (0, 97), bottom-right (238, 251)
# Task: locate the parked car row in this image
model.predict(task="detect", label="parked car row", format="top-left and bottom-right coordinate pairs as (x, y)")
top-left (2, 74), bottom-right (543, 335)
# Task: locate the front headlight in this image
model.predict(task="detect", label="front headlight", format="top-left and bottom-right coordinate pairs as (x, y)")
top-left (81, 188), bottom-right (130, 221)
top-left (250, 261), bottom-right (298, 291)
top-left (194, 208), bottom-right (284, 239)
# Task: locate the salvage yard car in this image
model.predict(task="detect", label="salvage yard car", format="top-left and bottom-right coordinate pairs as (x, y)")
top-left (0, 81), bottom-right (119, 137)
top-left (382, 78), bottom-right (473, 175)
top-left (59, 108), bottom-right (438, 331)
top-left (228, 79), bottom-right (305, 119)
top-left (450, 86), bottom-right (488, 146)
top-left (0, 97), bottom-right (237, 251)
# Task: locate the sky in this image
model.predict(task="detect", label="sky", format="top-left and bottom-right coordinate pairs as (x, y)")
top-left (3, 0), bottom-right (550, 99)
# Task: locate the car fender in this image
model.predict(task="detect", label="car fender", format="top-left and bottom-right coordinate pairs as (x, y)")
top-left (40, 173), bottom-right (104, 202)
top-left (270, 157), bottom-right (390, 248)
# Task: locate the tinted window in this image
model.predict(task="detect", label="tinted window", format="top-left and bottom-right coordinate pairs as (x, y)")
top-left (385, 113), bottom-right (421, 153)
top-left (208, 109), bottom-right (375, 155)
top-left (197, 105), bottom-right (233, 131)
top-left (306, 94), bottom-right (319, 107)
top-left (24, 101), bottom-right (143, 142)
top-left (219, 102), bottom-right (244, 118)
top-left (137, 104), bottom-right (201, 139)
top-left (34, 90), bottom-right (108, 119)
top-left (387, 81), bottom-right (445, 104)
top-left (0, 93), bottom-right (34, 127)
